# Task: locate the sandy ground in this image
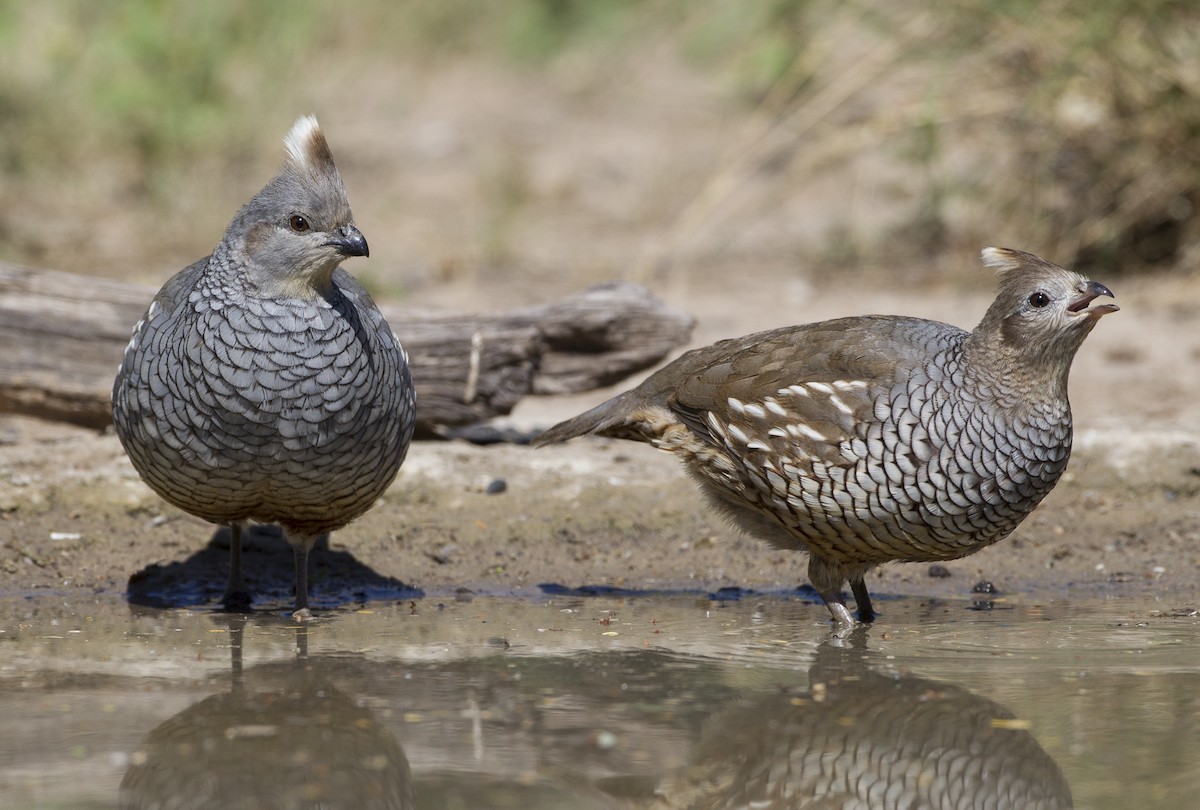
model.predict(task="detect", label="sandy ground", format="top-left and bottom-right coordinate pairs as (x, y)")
top-left (1, 268), bottom-right (1198, 615)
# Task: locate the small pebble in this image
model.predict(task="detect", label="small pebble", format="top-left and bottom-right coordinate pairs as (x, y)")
top-left (928, 564), bottom-right (951, 578)
top-left (485, 478), bottom-right (507, 495)
top-left (427, 544), bottom-right (457, 565)
top-left (972, 580), bottom-right (997, 594)
top-left (593, 730), bottom-right (618, 749)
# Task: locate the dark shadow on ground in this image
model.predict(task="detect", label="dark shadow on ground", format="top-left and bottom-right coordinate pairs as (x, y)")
top-left (536, 582), bottom-right (902, 605)
top-left (126, 523), bottom-right (422, 612)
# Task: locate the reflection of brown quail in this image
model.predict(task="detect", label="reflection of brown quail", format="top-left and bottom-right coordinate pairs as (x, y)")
top-left (534, 249), bottom-right (1116, 626)
top-left (674, 639), bottom-right (1074, 808)
top-left (112, 117), bottom-right (415, 619)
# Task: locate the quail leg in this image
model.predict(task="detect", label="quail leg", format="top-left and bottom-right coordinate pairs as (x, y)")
top-left (809, 557), bottom-right (857, 629)
top-left (222, 522), bottom-right (252, 610)
top-left (824, 597), bottom-right (857, 628)
top-left (849, 574), bottom-right (877, 623)
top-left (289, 533), bottom-right (318, 621)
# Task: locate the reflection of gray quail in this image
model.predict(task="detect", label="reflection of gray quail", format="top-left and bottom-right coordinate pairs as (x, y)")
top-left (112, 117), bottom-right (415, 619)
top-left (119, 643), bottom-right (415, 810)
top-left (535, 249), bottom-right (1116, 626)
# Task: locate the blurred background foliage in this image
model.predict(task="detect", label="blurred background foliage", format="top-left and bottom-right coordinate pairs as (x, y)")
top-left (0, 0), bottom-right (1196, 287)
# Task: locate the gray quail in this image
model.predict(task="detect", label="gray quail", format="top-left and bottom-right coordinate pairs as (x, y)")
top-left (533, 248), bottom-right (1117, 627)
top-left (112, 116), bottom-right (415, 619)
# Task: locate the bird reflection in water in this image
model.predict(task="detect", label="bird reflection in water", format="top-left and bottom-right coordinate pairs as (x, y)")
top-left (118, 616), bottom-right (414, 810)
top-left (113, 617), bottom-right (1073, 809)
top-left (662, 629), bottom-right (1073, 810)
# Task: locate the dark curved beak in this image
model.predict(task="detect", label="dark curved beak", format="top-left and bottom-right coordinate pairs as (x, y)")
top-left (1067, 280), bottom-right (1119, 318)
top-left (325, 224), bottom-right (369, 258)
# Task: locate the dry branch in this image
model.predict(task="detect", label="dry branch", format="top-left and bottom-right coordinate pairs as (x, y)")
top-left (0, 262), bottom-right (694, 436)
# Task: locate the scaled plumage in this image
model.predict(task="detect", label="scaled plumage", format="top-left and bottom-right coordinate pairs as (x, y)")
top-left (113, 116), bottom-right (416, 619)
top-left (534, 249), bottom-right (1117, 627)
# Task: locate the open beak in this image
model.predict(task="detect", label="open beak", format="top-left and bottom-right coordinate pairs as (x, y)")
top-left (1067, 280), bottom-right (1119, 319)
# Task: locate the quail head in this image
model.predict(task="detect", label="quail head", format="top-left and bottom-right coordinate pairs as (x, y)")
top-left (112, 116), bottom-right (416, 619)
top-left (534, 248), bottom-right (1117, 627)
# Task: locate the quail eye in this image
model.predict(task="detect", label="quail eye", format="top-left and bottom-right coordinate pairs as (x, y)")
top-left (1028, 291), bottom-right (1050, 308)
top-left (289, 214), bottom-right (310, 233)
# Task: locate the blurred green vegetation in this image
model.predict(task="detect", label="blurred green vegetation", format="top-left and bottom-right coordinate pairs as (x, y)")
top-left (0, 0), bottom-right (1197, 277)
top-left (0, 3), bottom-right (312, 186)
top-left (0, 0), bottom-right (665, 186)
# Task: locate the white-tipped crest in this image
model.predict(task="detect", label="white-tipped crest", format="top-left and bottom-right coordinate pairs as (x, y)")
top-left (981, 246), bottom-right (1020, 273)
top-left (283, 115), bottom-right (323, 171)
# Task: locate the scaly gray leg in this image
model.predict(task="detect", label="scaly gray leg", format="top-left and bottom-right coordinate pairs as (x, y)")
top-left (289, 532), bottom-right (319, 621)
top-left (222, 521), bottom-right (252, 610)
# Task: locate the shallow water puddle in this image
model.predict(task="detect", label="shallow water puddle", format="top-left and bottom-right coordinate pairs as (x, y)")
top-left (0, 594), bottom-right (1196, 809)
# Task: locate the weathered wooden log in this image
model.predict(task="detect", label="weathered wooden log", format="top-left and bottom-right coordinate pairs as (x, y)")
top-left (0, 262), bottom-right (694, 436)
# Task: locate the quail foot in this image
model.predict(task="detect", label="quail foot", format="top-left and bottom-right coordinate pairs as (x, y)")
top-left (534, 249), bottom-right (1117, 628)
top-left (113, 116), bottom-right (416, 620)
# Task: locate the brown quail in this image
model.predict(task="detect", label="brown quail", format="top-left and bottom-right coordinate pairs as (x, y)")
top-left (112, 117), bottom-right (415, 619)
top-left (533, 248), bottom-right (1117, 627)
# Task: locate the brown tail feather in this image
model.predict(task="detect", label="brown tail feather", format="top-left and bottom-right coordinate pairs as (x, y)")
top-left (530, 391), bottom-right (636, 447)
